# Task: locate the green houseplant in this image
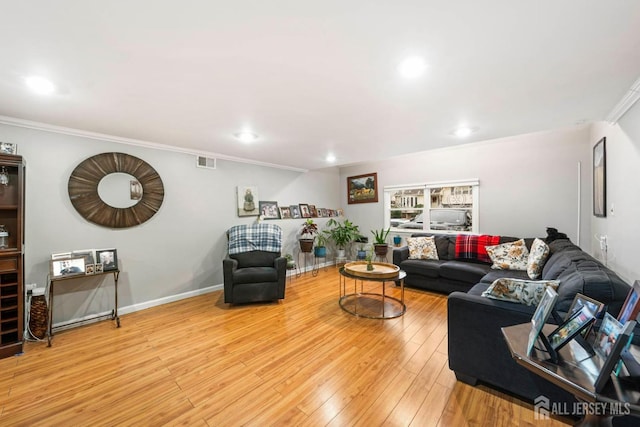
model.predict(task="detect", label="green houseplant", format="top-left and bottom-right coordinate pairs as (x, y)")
top-left (371, 227), bottom-right (391, 258)
top-left (314, 234), bottom-right (327, 257)
top-left (324, 218), bottom-right (360, 258)
top-left (299, 219), bottom-right (317, 253)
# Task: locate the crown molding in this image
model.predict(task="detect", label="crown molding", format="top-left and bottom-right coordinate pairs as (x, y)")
top-left (606, 76), bottom-right (640, 124)
top-left (0, 115), bottom-right (308, 173)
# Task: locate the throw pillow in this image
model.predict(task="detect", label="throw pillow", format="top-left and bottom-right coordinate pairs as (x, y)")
top-left (482, 278), bottom-right (560, 306)
top-left (407, 236), bottom-right (439, 260)
top-left (527, 238), bottom-right (550, 279)
top-left (486, 239), bottom-right (530, 271)
top-left (455, 234), bottom-right (500, 263)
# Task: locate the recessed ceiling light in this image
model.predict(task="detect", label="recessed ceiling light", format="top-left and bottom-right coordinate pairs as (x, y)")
top-left (451, 126), bottom-right (479, 138)
top-left (25, 76), bottom-right (56, 95)
top-left (397, 56), bottom-right (427, 79)
top-left (233, 131), bottom-right (259, 143)
top-left (326, 153), bottom-right (336, 163)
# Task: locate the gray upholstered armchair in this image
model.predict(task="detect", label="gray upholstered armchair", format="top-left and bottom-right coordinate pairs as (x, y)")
top-left (223, 224), bottom-right (287, 304)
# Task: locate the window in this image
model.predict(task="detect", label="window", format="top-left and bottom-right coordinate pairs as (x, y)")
top-left (384, 179), bottom-right (479, 233)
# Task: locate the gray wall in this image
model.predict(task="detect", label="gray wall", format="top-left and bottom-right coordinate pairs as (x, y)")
top-left (591, 102), bottom-right (640, 282)
top-left (340, 125), bottom-right (593, 252)
top-left (0, 123), bottom-right (340, 325)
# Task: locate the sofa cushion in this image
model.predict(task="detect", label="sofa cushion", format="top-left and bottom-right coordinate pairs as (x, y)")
top-left (400, 259), bottom-right (442, 278)
top-left (231, 250), bottom-right (279, 268)
top-left (482, 277), bottom-right (560, 306)
top-left (407, 236), bottom-right (439, 260)
top-left (455, 234), bottom-right (500, 263)
top-left (411, 233), bottom-right (453, 260)
top-left (527, 238), bottom-right (550, 279)
top-left (440, 260), bottom-right (492, 284)
top-left (486, 239), bottom-right (530, 271)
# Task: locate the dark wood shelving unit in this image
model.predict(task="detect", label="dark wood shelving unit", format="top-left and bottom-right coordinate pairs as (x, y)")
top-left (0, 154), bottom-right (24, 359)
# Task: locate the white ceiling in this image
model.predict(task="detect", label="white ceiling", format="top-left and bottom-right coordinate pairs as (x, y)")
top-left (1, 1), bottom-right (640, 170)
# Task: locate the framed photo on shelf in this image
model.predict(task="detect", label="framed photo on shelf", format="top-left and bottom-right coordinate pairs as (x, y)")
top-left (96, 249), bottom-right (118, 271)
top-left (50, 257), bottom-right (86, 278)
top-left (299, 203), bottom-right (311, 218)
top-left (593, 137), bottom-right (606, 217)
top-left (547, 306), bottom-right (596, 352)
top-left (594, 313), bottom-right (624, 358)
top-left (347, 172), bottom-right (378, 204)
top-left (0, 142), bottom-right (17, 155)
top-left (95, 263), bottom-right (104, 273)
top-left (279, 206), bottom-right (292, 219)
top-left (85, 264), bottom-right (95, 275)
top-left (289, 205), bottom-right (301, 219)
top-left (618, 280), bottom-right (640, 324)
top-left (527, 287), bottom-right (558, 356)
top-left (72, 249), bottom-right (95, 266)
top-left (594, 320), bottom-right (636, 393)
top-left (566, 293), bottom-right (605, 338)
top-left (308, 205), bottom-right (318, 217)
top-left (258, 201), bottom-right (280, 219)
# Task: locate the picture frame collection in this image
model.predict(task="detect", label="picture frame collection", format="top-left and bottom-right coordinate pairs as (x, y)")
top-left (50, 248), bottom-right (118, 278)
top-left (236, 186), bottom-right (343, 219)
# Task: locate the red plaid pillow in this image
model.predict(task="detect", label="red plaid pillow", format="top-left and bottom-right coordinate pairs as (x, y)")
top-left (455, 234), bottom-right (500, 263)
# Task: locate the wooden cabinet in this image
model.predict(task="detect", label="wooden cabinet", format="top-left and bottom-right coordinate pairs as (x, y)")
top-left (0, 154), bottom-right (24, 359)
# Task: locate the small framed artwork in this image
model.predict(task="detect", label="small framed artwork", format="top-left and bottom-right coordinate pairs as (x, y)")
top-left (618, 280), bottom-right (640, 324)
top-left (566, 293), bottom-right (605, 338)
top-left (279, 206), bottom-right (292, 219)
top-left (51, 252), bottom-right (72, 260)
top-left (594, 313), bottom-right (624, 358)
top-left (50, 257), bottom-right (86, 278)
top-left (259, 201), bottom-right (280, 219)
top-left (337, 208), bottom-right (344, 216)
top-left (308, 205), bottom-right (318, 217)
top-left (85, 264), bottom-right (95, 275)
top-left (95, 263), bottom-right (104, 273)
top-left (547, 306), bottom-right (596, 352)
top-left (96, 249), bottom-right (118, 271)
top-left (319, 208), bottom-right (327, 217)
top-left (237, 186), bottom-right (259, 217)
top-left (594, 320), bottom-right (636, 392)
top-left (593, 137), bottom-right (606, 217)
top-left (0, 142), bottom-right (17, 155)
top-left (299, 204), bottom-right (311, 218)
top-left (289, 205), bottom-right (301, 219)
top-left (347, 172), bottom-right (378, 204)
top-left (72, 249), bottom-right (95, 266)
top-left (527, 287), bottom-right (558, 356)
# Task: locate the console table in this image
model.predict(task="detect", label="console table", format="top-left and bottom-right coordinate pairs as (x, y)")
top-left (339, 262), bottom-right (406, 319)
top-left (47, 270), bottom-right (121, 347)
top-left (502, 323), bottom-right (640, 426)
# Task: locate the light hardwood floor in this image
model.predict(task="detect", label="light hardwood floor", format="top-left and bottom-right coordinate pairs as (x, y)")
top-left (0, 268), bottom-right (571, 426)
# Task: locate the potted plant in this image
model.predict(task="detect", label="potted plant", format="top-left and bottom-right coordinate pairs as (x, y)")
top-left (299, 219), bottom-right (317, 253)
top-left (371, 227), bottom-right (391, 258)
top-left (285, 254), bottom-right (296, 269)
top-left (324, 218), bottom-right (360, 258)
top-left (314, 234), bottom-right (327, 257)
top-left (356, 243), bottom-right (367, 260)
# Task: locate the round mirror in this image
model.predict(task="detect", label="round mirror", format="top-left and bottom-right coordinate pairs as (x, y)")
top-left (97, 173), bottom-right (142, 208)
top-left (68, 152), bottom-right (164, 228)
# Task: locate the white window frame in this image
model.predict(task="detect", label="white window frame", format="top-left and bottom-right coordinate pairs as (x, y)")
top-left (384, 179), bottom-right (480, 234)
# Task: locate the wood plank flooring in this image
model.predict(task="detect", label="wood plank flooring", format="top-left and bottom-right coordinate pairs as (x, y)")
top-left (0, 267), bottom-right (571, 426)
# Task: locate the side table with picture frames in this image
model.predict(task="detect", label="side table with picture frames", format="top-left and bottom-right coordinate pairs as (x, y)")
top-left (47, 249), bottom-right (121, 347)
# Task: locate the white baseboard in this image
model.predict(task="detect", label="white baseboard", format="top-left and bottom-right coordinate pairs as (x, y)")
top-left (51, 284), bottom-right (223, 330)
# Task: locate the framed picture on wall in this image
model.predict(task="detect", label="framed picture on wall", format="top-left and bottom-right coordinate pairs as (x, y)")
top-left (259, 201), bottom-right (280, 219)
top-left (0, 142), bottom-right (17, 155)
top-left (593, 137), bottom-right (606, 217)
top-left (237, 186), bottom-right (259, 217)
top-left (347, 172), bottom-right (378, 204)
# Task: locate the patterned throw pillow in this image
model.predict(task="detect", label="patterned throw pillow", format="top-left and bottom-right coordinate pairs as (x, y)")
top-left (455, 234), bottom-right (500, 263)
top-left (482, 278), bottom-right (560, 306)
top-left (407, 236), bottom-right (439, 260)
top-left (486, 239), bottom-right (530, 271)
top-left (527, 238), bottom-right (550, 279)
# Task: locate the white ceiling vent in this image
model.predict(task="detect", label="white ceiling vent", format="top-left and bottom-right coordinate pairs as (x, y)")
top-left (196, 156), bottom-right (216, 170)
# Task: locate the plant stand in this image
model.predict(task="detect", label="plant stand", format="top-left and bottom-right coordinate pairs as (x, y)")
top-left (297, 251), bottom-right (314, 276)
top-left (312, 253), bottom-right (327, 277)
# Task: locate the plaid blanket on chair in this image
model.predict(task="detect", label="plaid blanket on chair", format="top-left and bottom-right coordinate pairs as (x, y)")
top-left (228, 224), bottom-right (282, 255)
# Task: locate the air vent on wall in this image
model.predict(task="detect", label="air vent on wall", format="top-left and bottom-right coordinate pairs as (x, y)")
top-left (196, 156), bottom-right (216, 170)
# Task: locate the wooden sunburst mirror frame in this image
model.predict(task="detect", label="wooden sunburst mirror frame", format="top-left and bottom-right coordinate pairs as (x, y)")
top-left (68, 152), bottom-right (164, 228)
